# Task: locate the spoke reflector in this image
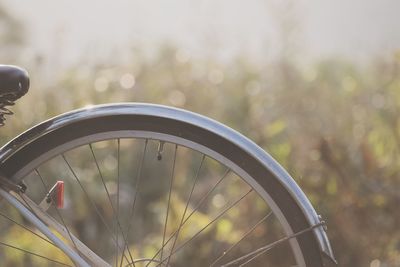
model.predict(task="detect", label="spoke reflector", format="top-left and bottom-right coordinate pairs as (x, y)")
top-left (55, 181), bottom-right (65, 209)
top-left (39, 180), bottom-right (65, 210)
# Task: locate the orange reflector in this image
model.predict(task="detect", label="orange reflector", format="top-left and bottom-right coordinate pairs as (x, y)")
top-left (55, 181), bottom-right (64, 209)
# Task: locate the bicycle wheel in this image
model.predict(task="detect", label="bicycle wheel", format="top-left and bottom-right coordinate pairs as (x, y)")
top-left (0, 103), bottom-right (326, 266)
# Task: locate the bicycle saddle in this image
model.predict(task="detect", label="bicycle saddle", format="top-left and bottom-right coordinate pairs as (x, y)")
top-left (0, 65), bottom-right (30, 126)
top-left (0, 65), bottom-right (29, 98)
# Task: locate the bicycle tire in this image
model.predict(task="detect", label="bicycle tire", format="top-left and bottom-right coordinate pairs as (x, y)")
top-left (0, 103), bottom-right (325, 266)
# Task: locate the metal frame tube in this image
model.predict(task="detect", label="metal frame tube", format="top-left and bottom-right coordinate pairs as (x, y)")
top-left (0, 188), bottom-right (91, 267)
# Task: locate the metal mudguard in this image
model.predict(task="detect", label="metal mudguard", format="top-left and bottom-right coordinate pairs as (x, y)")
top-left (0, 103), bottom-right (336, 264)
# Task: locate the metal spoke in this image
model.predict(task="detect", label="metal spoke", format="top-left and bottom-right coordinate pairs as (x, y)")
top-left (89, 143), bottom-right (135, 266)
top-left (118, 139), bottom-right (148, 267)
top-left (165, 154), bottom-right (205, 267)
top-left (160, 144), bottom-right (177, 262)
top-left (0, 241), bottom-right (73, 266)
top-left (222, 222), bottom-right (326, 266)
top-left (0, 210), bottom-right (55, 247)
top-left (2, 129), bottom-right (310, 267)
top-left (0, 187), bottom-right (92, 267)
top-left (157, 188), bottom-right (253, 267)
top-left (35, 169), bottom-right (80, 256)
top-left (186, 168), bottom-right (231, 222)
top-left (61, 153), bottom-right (131, 265)
top-left (238, 249), bottom-right (267, 267)
top-left (16, 191), bottom-right (79, 266)
top-left (209, 211), bottom-right (273, 266)
top-left (145, 167), bottom-right (230, 267)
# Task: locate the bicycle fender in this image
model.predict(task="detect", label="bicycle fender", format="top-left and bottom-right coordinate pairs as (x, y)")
top-left (0, 103), bottom-right (336, 265)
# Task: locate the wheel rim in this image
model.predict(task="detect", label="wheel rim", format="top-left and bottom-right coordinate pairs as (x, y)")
top-left (1, 130), bottom-right (307, 267)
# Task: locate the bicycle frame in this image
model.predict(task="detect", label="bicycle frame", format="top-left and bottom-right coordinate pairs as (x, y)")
top-left (0, 188), bottom-right (93, 267)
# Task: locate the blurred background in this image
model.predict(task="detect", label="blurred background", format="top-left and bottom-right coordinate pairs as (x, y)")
top-left (1, 0), bottom-right (400, 266)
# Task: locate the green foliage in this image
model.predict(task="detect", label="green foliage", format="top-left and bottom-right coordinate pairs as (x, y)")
top-left (1, 4), bottom-right (400, 266)
top-left (1, 46), bottom-right (398, 266)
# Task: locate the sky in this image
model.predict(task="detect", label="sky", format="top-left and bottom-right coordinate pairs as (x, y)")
top-left (3, 0), bottom-right (400, 67)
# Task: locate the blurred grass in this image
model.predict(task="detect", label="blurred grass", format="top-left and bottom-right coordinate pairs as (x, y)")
top-left (1, 2), bottom-right (400, 267)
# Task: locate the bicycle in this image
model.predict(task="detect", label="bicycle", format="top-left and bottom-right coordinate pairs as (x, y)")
top-left (0, 65), bottom-right (336, 266)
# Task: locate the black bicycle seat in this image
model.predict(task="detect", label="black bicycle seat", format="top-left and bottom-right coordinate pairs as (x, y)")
top-left (0, 65), bottom-right (29, 98)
